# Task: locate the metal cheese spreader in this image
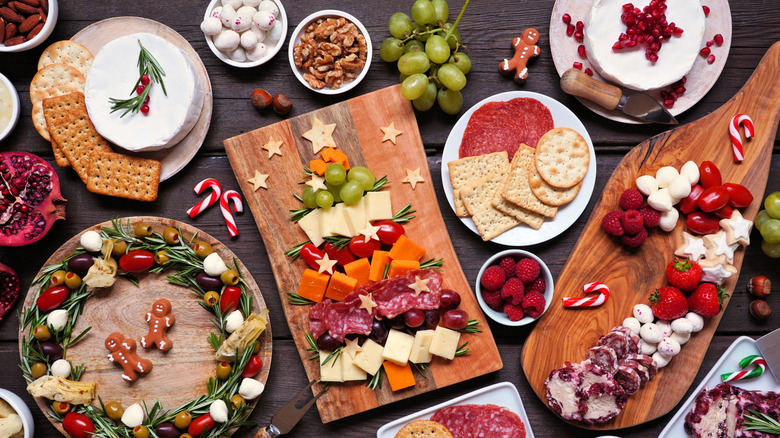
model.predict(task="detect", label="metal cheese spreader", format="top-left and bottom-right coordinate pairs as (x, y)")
top-left (756, 328), bottom-right (780, 383)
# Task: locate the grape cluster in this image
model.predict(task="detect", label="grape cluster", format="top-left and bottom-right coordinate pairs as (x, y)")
top-left (302, 164), bottom-right (377, 209)
top-left (380, 0), bottom-right (472, 114)
top-left (756, 191), bottom-right (780, 258)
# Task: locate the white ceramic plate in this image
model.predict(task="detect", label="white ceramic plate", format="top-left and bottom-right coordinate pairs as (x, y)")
top-left (441, 91), bottom-right (596, 246)
top-left (376, 382), bottom-right (535, 438)
top-left (659, 336), bottom-right (779, 437)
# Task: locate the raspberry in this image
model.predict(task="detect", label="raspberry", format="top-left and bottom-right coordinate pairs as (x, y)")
top-left (639, 206), bottom-right (661, 228)
top-left (622, 226), bottom-right (648, 247)
top-left (619, 188), bottom-right (644, 210)
top-left (601, 210), bottom-right (625, 236)
top-left (621, 209), bottom-right (645, 235)
top-left (522, 291), bottom-right (547, 319)
top-left (516, 258), bottom-right (541, 284)
top-left (504, 302), bottom-right (525, 321)
top-left (498, 256), bottom-right (517, 278)
top-left (500, 278), bottom-right (525, 305)
top-left (527, 276), bottom-right (546, 294)
top-left (480, 265), bottom-right (506, 291)
top-left (482, 289), bottom-right (504, 310)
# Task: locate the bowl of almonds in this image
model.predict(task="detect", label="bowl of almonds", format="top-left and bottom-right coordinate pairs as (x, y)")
top-left (0, 0), bottom-right (57, 52)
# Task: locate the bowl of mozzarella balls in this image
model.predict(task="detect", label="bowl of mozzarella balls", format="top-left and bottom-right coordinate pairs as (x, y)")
top-left (201, 0), bottom-right (287, 67)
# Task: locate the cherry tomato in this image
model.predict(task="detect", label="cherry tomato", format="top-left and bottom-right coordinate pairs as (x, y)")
top-left (713, 204), bottom-right (734, 219)
top-left (188, 413), bottom-right (215, 436)
top-left (62, 412), bottom-right (95, 438)
top-left (323, 242), bottom-right (357, 266)
top-left (219, 286), bottom-right (242, 314)
top-left (348, 236), bottom-right (381, 258)
top-left (299, 243), bottom-right (325, 270)
top-left (374, 220), bottom-right (405, 245)
top-left (723, 183), bottom-right (754, 208)
top-left (119, 249), bottom-right (155, 272)
top-left (697, 186), bottom-right (730, 212)
top-left (686, 211), bottom-right (721, 234)
top-left (679, 184), bottom-right (704, 215)
top-left (36, 285), bottom-right (70, 311)
top-left (241, 354), bottom-right (263, 378)
top-left (699, 161), bottom-right (722, 189)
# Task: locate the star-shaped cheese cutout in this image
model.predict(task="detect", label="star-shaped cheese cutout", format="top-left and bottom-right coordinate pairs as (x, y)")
top-left (380, 122), bottom-right (403, 144)
top-left (262, 139), bottom-right (283, 159)
top-left (247, 170), bottom-right (269, 191)
top-left (700, 263), bottom-right (737, 285)
top-left (315, 253), bottom-right (337, 275)
top-left (408, 275), bottom-right (430, 296)
top-left (703, 230), bottom-right (738, 264)
top-left (305, 174), bottom-right (327, 191)
top-left (302, 117), bottom-right (336, 154)
top-left (674, 231), bottom-right (707, 262)
top-left (343, 337), bottom-right (363, 360)
top-left (359, 293), bottom-right (377, 312)
top-left (719, 209), bottom-right (753, 246)
top-left (359, 223), bottom-right (380, 243)
top-left (402, 168), bottom-right (424, 189)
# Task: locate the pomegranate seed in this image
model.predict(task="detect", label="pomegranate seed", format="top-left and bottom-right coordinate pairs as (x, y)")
top-left (700, 47), bottom-right (711, 57)
top-left (622, 3), bottom-right (633, 12)
top-left (673, 27), bottom-right (683, 36)
top-left (574, 31), bottom-right (583, 42)
top-left (679, 76), bottom-right (687, 84)
top-left (663, 99), bottom-right (675, 108)
top-left (136, 84), bottom-right (146, 95)
top-left (706, 39), bottom-right (714, 47)
top-left (572, 62), bottom-right (583, 70)
top-left (562, 13), bottom-right (571, 24)
top-left (566, 24), bottom-right (575, 37)
top-left (144, 96), bottom-right (150, 104)
top-left (714, 34), bottom-right (724, 45)
top-left (140, 104), bottom-right (150, 115)
top-left (584, 68), bottom-right (593, 76)
top-left (675, 86), bottom-right (686, 95)
top-left (649, 54), bottom-right (659, 63)
top-left (575, 21), bottom-right (584, 31)
top-left (660, 90), bottom-right (669, 99)
top-left (669, 91), bottom-right (678, 101)
top-left (702, 5), bottom-right (710, 16)
top-left (578, 45), bottom-right (587, 57)
top-left (626, 40), bottom-right (638, 47)
top-left (707, 54), bottom-right (716, 64)
top-left (613, 42), bottom-right (623, 51)
top-left (141, 74), bottom-right (150, 86)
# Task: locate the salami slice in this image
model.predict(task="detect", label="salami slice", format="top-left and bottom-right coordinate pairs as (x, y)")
top-left (586, 345), bottom-right (619, 374)
top-left (430, 404), bottom-right (484, 437)
top-left (472, 405), bottom-right (527, 438)
top-left (614, 364), bottom-right (642, 395)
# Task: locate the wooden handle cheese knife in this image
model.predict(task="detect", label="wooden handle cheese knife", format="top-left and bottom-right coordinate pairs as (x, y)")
top-left (254, 380), bottom-right (325, 438)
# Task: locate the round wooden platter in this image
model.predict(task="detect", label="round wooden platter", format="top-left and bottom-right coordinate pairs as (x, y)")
top-left (18, 217), bottom-right (271, 437)
top-left (549, 0), bottom-right (731, 123)
top-left (71, 17), bottom-right (213, 182)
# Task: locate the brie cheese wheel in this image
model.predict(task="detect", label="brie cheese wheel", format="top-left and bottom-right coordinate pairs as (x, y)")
top-left (85, 33), bottom-right (203, 152)
top-left (584, 0), bottom-right (705, 91)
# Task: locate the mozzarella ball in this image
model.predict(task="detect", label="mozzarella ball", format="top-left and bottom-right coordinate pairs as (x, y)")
top-left (253, 10), bottom-right (275, 30)
top-left (622, 317), bottom-right (641, 336)
top-left (201, 17), bottom-right (223, 36)
top-left (232, 15), bottom-right (252, 32)
top-left (267, 20), bottom-right (283, 43)
top-left (203, 252), bottom-right (229, 276)
top-left (658, 337), bottom-right (681, 357)
top-left (239, 378), bottom-right (265, 400)
top-left (222, 0), bottom-right (242, 9)
top-left (640, 323), bottom-right (664, 343)
top-left (635, 175), bottom-right (659, 196)
top-left (632, 304), bottom-right (654, 324)
top-left (639, 339), bottom-right (657, 355)
top-left (656, 166), bottom-right (679, 188)
top-left (656, 320), bottom-right (673, 337)
top-left (669, 175), bottom-right (692, 199)
top-left (210, 400), bottom-right (229, 423)
top-left (680, 161), bottom-right (700, 185)
top-left (79, 231), bottom-right (103, 252)
top-left (243, 0), bottom-right (262, 6)
top-left (50, 359), bottom-right (71, 378)
top-left (225, 310), bottom-right (245, 333)
top-left (659, 208), bottom-right (680, 232)
top-left (241, 30), bottom-right (258, 49)
top-left (671, 331), bottom-right (691, 345)
top-left (47, 309), bottom-right (69, 332)
top-left (648, 187), bottom-right (674, 212)
top-left (210, 6), bottom-right (223, 19)
top-left (246, 43), bottom-right (268, 61)
top-left (258, 0), bottom-right (279, 17)
top-left (250, 26), bottom-right (266, 42)
top-left (219, 4), bottom-right (237, 27)
top-left (685, 312), bottom-right (705, 332)
top-left (652, 351), bottom-right (671, 368)
top-left (121, 403), bottom-right (145, 428)
top-left (671, 317), bottom-right (694, 334)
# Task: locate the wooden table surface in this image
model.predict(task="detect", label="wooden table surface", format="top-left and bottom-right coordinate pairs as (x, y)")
top-left (1, 1), bottom-right (778, 437)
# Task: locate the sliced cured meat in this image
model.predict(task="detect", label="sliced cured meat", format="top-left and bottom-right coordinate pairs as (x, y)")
top-left (625, 353), bottom-right (658, 380)
top-left (430, 404), bottom-right (483, 437)
top-left (545, 362), bottom-right (586, 422)
top-left (472, 404), bottom-right (526, 438)
top-left (580, 379), bottom-right (627, 425)
top-left (614, 364), bottom-right (642, 395)
top-left (619, 359), bottom-right (650, 386)
top-left (586, 345), bottom-right (619, 374)
top-left (308, 295), bottom-right (373, 342)
top-left (596, 331), bottom-right (631, 359)
top-left (343, 269), bottom-right (443, 319)
top-left (308, 300), bottom-right (329, 340)
top-left (685, 383), bottom-right (780, 438)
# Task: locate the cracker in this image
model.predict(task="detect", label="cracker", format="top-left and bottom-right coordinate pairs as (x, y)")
top-left (31, 84), bottom-right (82, 141)
top-left (394, 420), bottom-right (453, 438)
top-left (492, 196), bottom-right (545, 230)
top-left (50, 139), bottom-right (70, 167)
top-left (447, 151), bottom-right (509, 190)
top-left (453, 189), bottom-right (468, 217)
top-left (534, 127), bottom-right (590, 188)
top-left (30, 64), bottom-right (86, 141)
top-left (460, 169), bottom-right (520, 241)
top-left (86, 151), bottom-right (161, 202)
top-left (501, 144), bottom-right (558, 218)
top-left (529, 163), bottom-right (583, 206)
top-left (38, 41), bottom-right (94, 77)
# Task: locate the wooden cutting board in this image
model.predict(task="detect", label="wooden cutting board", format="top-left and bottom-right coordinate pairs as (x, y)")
top-left (223, 85), bottom-right (503, 423)
top-left (522, 41), bottom-right (780, 430)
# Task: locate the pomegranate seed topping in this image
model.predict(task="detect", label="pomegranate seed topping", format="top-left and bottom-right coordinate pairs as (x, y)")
top-left (706, 39), bottom-right (714, 47)
top-left (700, 47), bottom-right (711, 57)
top-left (584, 68), bottom-right (593, 76)
top-left (578, 45), bottom-right (587, 57)
top-left (144, 96), bottom-right (150, 104)
top-left (649, 54), bottom-right (659, 63)
top-left (575, 21), bottom-right (584, 31)
top-left (669, 91), bottom-right (678, 101)
top-left (613, 42), bottom-right (624, 51)
top-left (622, 3), bottom-right (633, 12)
top-left (140, 104), bottom-right (150, 115)
top-left (679, 76), bottom-right (687, 84)
top-left (626, 40), bottom-right (638, 47)
top-left (707, 54), bottom-right (716, 64)
top-left (675, 86), bottom-right (686, 94)
top-left (663, 99), bottom-right (675, 108)
top-left (136, 84), bottom-right (146, 95)
top-left (572, 62), bottom-right (583, 70)
top-left (574, 31), bottom-right (584, 42)
top-left (714, 34), bottom-right (724, 45)
top-left (618, 33), bottom-right (627, 41)
top-left (660, 90), bottom-right (669, 99)
top-left (566, 24), bottom-right (575, 37)
top-left (141, 74), bottom-right (150, 86)
top-left (562, 13), bottom-right (571, 24)
top-left (702, 5), bottom-right (710, 16)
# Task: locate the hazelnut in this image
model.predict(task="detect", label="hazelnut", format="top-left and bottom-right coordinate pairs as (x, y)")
top-left (749, 300), bottom-right (772, 320)
top-left (272, 93), bottom-right (292, 114)
top-left (250, 88), bottom-right (273, 110)
top-left (747, 276), bottom-right (771, 298)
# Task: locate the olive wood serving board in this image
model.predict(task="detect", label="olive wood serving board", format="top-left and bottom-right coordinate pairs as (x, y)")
top-left (522, 41), bottom-right (780, 429)
top-left (223, 85), bottom-right (503, 423)
top-left (18, 217), bottom-right (272, 437)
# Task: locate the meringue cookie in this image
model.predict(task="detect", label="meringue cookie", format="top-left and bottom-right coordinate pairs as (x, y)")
top-left (685, 312), bottom-right (705, 332)
top-left (653, 351), bottom-right (672, 368)
top-left (658, 337), bottom-right (681, 357)
top-left (622, 317), bottom-right (641, 336)
top-left (633, 304), bottom-right (654, 324)
top-left (640, 323), bottom-right (664, 343)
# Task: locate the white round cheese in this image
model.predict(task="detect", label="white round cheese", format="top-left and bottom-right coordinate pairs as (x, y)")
top-left (584, 0), bottom-right (705, 91)
top-left (85, 33), bottom-right (203, 152)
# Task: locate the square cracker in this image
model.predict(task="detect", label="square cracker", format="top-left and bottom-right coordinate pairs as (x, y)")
top-left (453, 189), bottom-right (468, 217)
top-left (502, 144), bottom-right (558, 218)
top-left (50, 139), bottom-right (70, 168)
top-left (460, 168), bottom-right (520, 241)
top-left (86, 151), bottom-right (161, 202)
top-left (30, 64), bottom-right (85, 141)
top-left (447, 151), bottom-right (509, 190)
top-left (492, 196), bottom-right (545, 230)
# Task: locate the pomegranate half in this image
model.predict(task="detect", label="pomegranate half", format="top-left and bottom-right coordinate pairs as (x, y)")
top-left (0, 261), bottom-right (20, 321)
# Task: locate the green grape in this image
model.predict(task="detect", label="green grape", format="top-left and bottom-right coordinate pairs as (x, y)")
top-left (401, 73), bottom-right (430, 100)
top-left (326, 182), bottom-right (343, 203)
top-left (762, 239), bottom-right (780, 258)
top-left (437, 88), bottom-right (463, 114)
top-left (760, 218), bottom-right (780, 244)
top-left (439, 23), bottom-right (461, 50)
top-left (324, 163), bottom-right (347, 185)
top-left (413, 82), bottom-right (437, 111)
top-left (340, 181), bottom-right (364, 205)
top-left (389, 12), bottom-right (413, 39)
top-left (449, 52), bottom-right (472, 74)
top-left (412, 22), bottom-right (431, 41)
top-left (315, 190), bottom-right (334, 208)
top-left (302, 186), bottom-right (317, 209)
top-left (411, 0), bottom-right (436, 25)
top-left (397, 52), bottom-right (431, 75)
top-left (348, 166), bottom-right (376, 191)
top-left (431, 0), bottom-right (449, 23)
top-left (438, 64), bottom-right (467, 91)
top-left (765, 191), bottom-right (780, 219)
top-left (756, 210), bottom-right (771, 232)
top-left (404, 40), bottom-right (424, 54)
top-left (380, 38), bottom-right (405, 62)
top-left (425, 35), bottom-right (450, 64)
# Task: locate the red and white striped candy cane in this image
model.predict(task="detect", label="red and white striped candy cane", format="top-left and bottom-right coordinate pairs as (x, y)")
top-left (220, 190), bottom-right (243, 238)
top-left (563, 282), bottom-right (610, 308)
top-left (187, 178), bottom-right (222, 219)
top-left (729, 114), bottom-right (754, 162)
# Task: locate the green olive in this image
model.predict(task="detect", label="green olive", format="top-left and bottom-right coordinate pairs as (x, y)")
top-left (220, 269), bottom-right (239, 286)
top-left (163, 227), bottom-right (181, 244)
top-left (174, 411), bottom-right (192, 429)
top-left (203, 291), bottom-right (220, 308)
top-left (33, 325), bottom-right (52, 341)
top-left (134, 222), bottom-right (153, 238)
top-left (230, 394), bottom-right (245, 409)
top-left (31, 362), bottom-right (47, 379)
top-left (156, 250), bottom-right (170, 264)
top-left (179, 434), bottom-right (194, 438)
top-left (112, 240), bottom-right (128, 256)
top-left (50, 270), bottom-right (67, 286)
top-left (253, 341), bottom-right (261, 354)
top-left (192, 241), bottom-right (214, 258)
top-left (52, 401), bottom-right (71, 414)
top-left (216, 362), bottom-right (231, 380)
top-left (104, 401), bottom-right (123, 420)
top-left (132, 425), bottom-right (150, 438)
top-left (64, 272), bottom-right (82, 289)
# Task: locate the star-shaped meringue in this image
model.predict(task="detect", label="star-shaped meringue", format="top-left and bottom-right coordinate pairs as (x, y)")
top-left (247, 170), bottom-right (269, 191)
top-left (359, 224), bottom-right (380, 243)
top-left (380, 122), bottom-right (403, 144)
top-left (703, 230), bottom-right (738, 264)
top-left (302, 117), bottom-right (336, 154)
top-left (408, 275), bottom-right (430, 296)
top-left (674, 231), bottom-right (707, 262)
top-left (305, 174), bottom-right (327, 191)
top-left (719, 209), bottom-right (752, 246)
top-left (359, 293), bottom-right (377, 312)
top-left (343, 337), bottom-right (363, 360)
top-left (402, 168), bottom-right (424, 189)
top-left (315, 253), bottom-right (337, 275)
top-left (262, 139), bottom-right (283, 159)
top-left (700, 263), bottom-right (737, 285)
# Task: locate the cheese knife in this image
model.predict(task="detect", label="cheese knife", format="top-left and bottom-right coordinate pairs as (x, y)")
top-left (254, 380), bottom-right (325, 437)
top-left (756, 328), bottom-right (780, 383)
top-left (560, 68), bottom-right (678, 125)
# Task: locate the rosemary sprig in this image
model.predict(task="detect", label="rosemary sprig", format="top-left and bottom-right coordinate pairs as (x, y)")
top-left (419, 257), bottom-right (443, 270)
top-left (323, 235), bottom-right (350, 249)
top-left (321, 347), bottom-right (343, 367)
top-left (288, 292), bottom-right (315, 306)
top-left (412, 362), bottom-right (429, 378)
top-left (744, 409), bottom-right (780, 433)
top-left (458, 319), bottom-right (482, 334)
top-left (285, 241), bottom-right (310, 261)
top-left (455, 341), bottom-right (470, 356)
top-left (71, 362), bottom-right (86, 381)
top-left (391, 203), bottom-right (416, 223)
top-left (289, 207), bottom-right (315, 223)
top-left (305, 333), bottom-right (319, 360)
top-left (207, 332), bottom-right (224, 351)
top-left (367, 368), bottom-right (383, 390)
top-left (382, 262), bottom-right (391, 280)
top-left (368, 175), bottom-right (389, 192)
top-left (108, 40), bottom-right (167, 118)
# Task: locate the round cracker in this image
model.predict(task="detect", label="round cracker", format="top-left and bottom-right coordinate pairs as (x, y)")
top-left (30, 64), bottom-right (86, 140)
top-left (534, 127), bottom-right (590, 188)
top-left (395, 420), bottom-right (453, 438)
top-left (38, 41), bottom-right (94, 77)
top-left (529, 163), bottom-right (583, 206)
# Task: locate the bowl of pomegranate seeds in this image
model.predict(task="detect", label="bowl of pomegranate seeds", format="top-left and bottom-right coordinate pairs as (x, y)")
top-left (475, 249), bottom-right (554, 326)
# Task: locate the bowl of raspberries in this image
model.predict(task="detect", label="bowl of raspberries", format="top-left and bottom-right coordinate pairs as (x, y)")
top-left (476, 249), bottom-right (554, 326)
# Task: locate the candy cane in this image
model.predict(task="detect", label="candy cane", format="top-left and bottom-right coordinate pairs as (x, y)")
top-left (186, 178), bottom-right (222, 219)
top-left (562, 282), bottom-right (610, 308)
top-left (720, 355), bottom-right (766, 382)
top-left (729, 114), bottom-right (754, 162)
top-left (220, 190), bottom-right (243, 238)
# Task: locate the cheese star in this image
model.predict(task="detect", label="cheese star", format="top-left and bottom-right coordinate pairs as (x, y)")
top-left (380, 122), bottom-right (403, 144)
top-left (247, 170), bottom-right (269, 191)
top-left (408, 275), bottom-right (430, 296)
top-left (343, 337), bottom-right (362, 360)
top-left (359, 293), bottom-right (377, 312)
top-left (703, 230), bottom-right (738, 264)
top-left (262, 139), bottom-right (283, 159)
top-left (359, 223), bottom-right (380, 243)
top-left (719, 209), bottom-right (752, 246)
top-left (302, 117), bottom-right (336, 154)
top-left (305, 174), bottom-right (327, 191)
top-left (674, 231), bottom-right (707, 262)
top-left (402, 168), bottom-right (424, 189)
top-left (315, 253), bottom-right (337, 275)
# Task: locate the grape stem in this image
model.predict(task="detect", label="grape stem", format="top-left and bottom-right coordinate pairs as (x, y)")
top-left (445, 0), bottom-right (470, 40)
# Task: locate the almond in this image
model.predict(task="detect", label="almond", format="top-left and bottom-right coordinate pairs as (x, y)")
top-left (26, 20), bottom-right (40, 38)
top-left (38, 0), bottom-right (45, 13)
top-left (0, 19), bottom-right (5, 43)
top-left (17, 0), bottom-right (40, 6)
top-left (4, 21), bottom-right (15, 39)
top-left (3, 34), bottom-right (25, 45)
top-left (13, 1), bottom-right (36, 14)
top-left (18, 12), bottom-right (36, 32)
top-left (0, 7), bottom-right (21, 23)
top-left (37, 7), bottom-right (44, 23)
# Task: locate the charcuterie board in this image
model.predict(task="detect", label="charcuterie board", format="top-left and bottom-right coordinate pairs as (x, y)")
top-left (223, 85), bottom-right (503, 423)
top-left (522, 41), bottom-right (780, 430)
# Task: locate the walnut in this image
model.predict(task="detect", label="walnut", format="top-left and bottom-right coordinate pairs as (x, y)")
top-left (292, 16), bottom-right (367, 89)
top-left (304, 73), bottom-right (325, 89)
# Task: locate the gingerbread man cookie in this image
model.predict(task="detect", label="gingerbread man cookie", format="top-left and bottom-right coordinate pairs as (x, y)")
top-left (499, 28), bottom-right (541, 83)
top-left (105, 332), bottom-right (153, 383)
top-left (141, 298), bottom-right (175, 351)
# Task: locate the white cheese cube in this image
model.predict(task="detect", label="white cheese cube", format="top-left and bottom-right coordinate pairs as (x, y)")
top-left (298, 209), bottom-right (323, 247)
top-left (319, 350), bottom-right (344, 382)
top-left (319, 206), bottom-right (336, 237)
top-left (343, 197), bottom-right (368, 236)
top-left (429, 326), bottom-right (461, 360)
top-left (341, 351), bottom-right (367, 381)
top-left (330, 204), bottom-right (351, 237)
top-left (353, 339), bottom-right (384, 376)
top-left (381, 329), bottom-right (415, 366)
top-left (365, 191), bottom-right (393, 221)
top-left (409, 330), bottom-right (435, 364)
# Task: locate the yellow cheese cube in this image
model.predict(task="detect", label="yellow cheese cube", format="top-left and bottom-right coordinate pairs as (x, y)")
top-left (381, 329), bottom-right (415, 366)
top-left (319, 350), bottom-right (344, 382)
top-left (341, 351), bottom-right (368, 381)
top-left (343, 197), bottom-right (368, 236)
top-left (330, 204), bottom-right (351, 237)
top-left (429, 326), bottom-right (461, 360)
top-left (409, 330), bottom-right (435, 364)
top-left (298, 209), bottom-right (323, 247)
top-left (365, 191), bottom-right (393, 221)
top-left (353, 339), bottom-right (384, 376)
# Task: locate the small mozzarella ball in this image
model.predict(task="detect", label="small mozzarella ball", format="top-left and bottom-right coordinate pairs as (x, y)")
top-left (222, 0), bottom-right (242, 9)
top-left (50, 359), bottom-right (71, 378)
top-left (239, 378), bottom-right (265, 400)
top-left (201, 17), bottom-right (223, 35)
top-left (253, 10), bottom-right (275, 30)
top-left (656, 166), bottom-right (679, 188)
top-left (210, 6), bottom-right (223, 19)
top-left (671, 331), bottom-right (691, 345)
top-left (246, 43), bottom-right (268, 61)
top-left (639, 339), bottom-right (657, 355)
top-left (80, 231), bottom-right (103, 252)
top-left (658, 337), bottom-right (681, 357)
top-left (244, 0), bottom-right (261, 6)
top-left (656, 320), bottom-right (673, 337)
top-left (203, 253), bottom-right (229, 276)
top-left (229, 46), bottom-right (247, 61)
top-left (121, 403), bottom-right (145, 428)
top-left (659, 208), bottom-right (680, 232)
top-left (671, 318), bottom-right (694, 334)
top-left (225, 310), bottom-right (245, 333)
top-left (250, 26), bottom-right (266, 42)
top-left (669, 175), bottom-right (692, 200)
top-left (232, 15), bottom-right (252, 32)
top-left (635, 175), bottom-right (659, 196)
top-left (258, 0), bottom-right (279, 17)
top-left (648, 187), bottom-right (674, 212)
top-left (240, 29), bottom-right (258, 48)
top-left (640, 323), bottom-right (664, 343)
top-left (680, 161), bottom-right (700, 185)
top-left (622, 317), bottom-right (641, 335)
top-left (210, 399), bottom-right (229, 423)
top-left (633, 304), bottom-right (654, 324)
top-left (220, 4), bottom-right (237, 27)
top-left (653, 351), bottom-right (671, 368)
top-left (47, 309), bottom-right (69, 332)
top-left (685, 312), bottom-right (705, 332)
top-left (267, 20), bottom-right (283, 43)
top-left (236, 5), bottom-right (257, 17)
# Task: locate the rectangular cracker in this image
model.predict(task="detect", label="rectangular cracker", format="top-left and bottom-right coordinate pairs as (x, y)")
top-left (501, 144), bottom-right (558, 218)
top-left (453, 189), bottom-right (468, 217)
top-left (50, 139), bottom-right (70, 167)
top-left (492, 196), bottom-right (545, 230)
top-left (460, 168), bottom-right (519, 241)
top-left (86, 151), bottom-right (161, 202)
top-left (447, 151), bottom-right (509, 190)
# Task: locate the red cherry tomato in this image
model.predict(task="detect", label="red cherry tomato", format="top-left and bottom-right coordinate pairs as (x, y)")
top-left (348, 236), bottom-right (381, 258)
top-left (679, 184), bottom-right (704, 215)
top-left (119, 249), bottom-right (155, 272)
top-left (699, 161), bottom-right (722, 189)
top-left (36, 285), bottom-right (70, 311)
top-left (299, 243), bottom-right (325, 270)
top-left (723, 183), bottom-right (754, 208)
top-left (188, 413), bottom-right (215, 436)
top-left (62, 412), bottom-right (95, 438)
top-left (241, 354), bottom-right (264, 378)
top-left (685, 211), bottom-right (721, 234)
top-left (219, 286), bottom-right (242, 314)
top-left (374, 220), bottom-right (406, 245)
top-left (713, 204), bottom-right (734, 219)
top-left (697, 186), bottom-right (730, 212)
top-left (323, 242), bottom-right (357, 266)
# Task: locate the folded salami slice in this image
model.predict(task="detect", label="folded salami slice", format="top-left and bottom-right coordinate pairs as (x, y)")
top-left (307, 295), bottom-right (373, 342)
top-left (431, 404), bottom-right (527, 438)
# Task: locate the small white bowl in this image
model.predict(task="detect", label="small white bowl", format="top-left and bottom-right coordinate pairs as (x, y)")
top-left (288, 10), bottom-right (372, 95)
top-left (202, 0), bottom-right (287, 68)
top-left (475, 249), bottom-right (554, 327)
top-left (0, 0), bottom-right (58, 52)
top-left (0, 388), bottom-right (35, 438)
top-left (0, 72), bottom-right (20, 142)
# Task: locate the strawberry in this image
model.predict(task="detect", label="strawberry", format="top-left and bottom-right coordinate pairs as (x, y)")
top-left (665, 258), bottom-right (703, 293)
top-left (649, 286), bottom-right (688, 320)
top-left (688, 283), bottom-right (729, 317)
